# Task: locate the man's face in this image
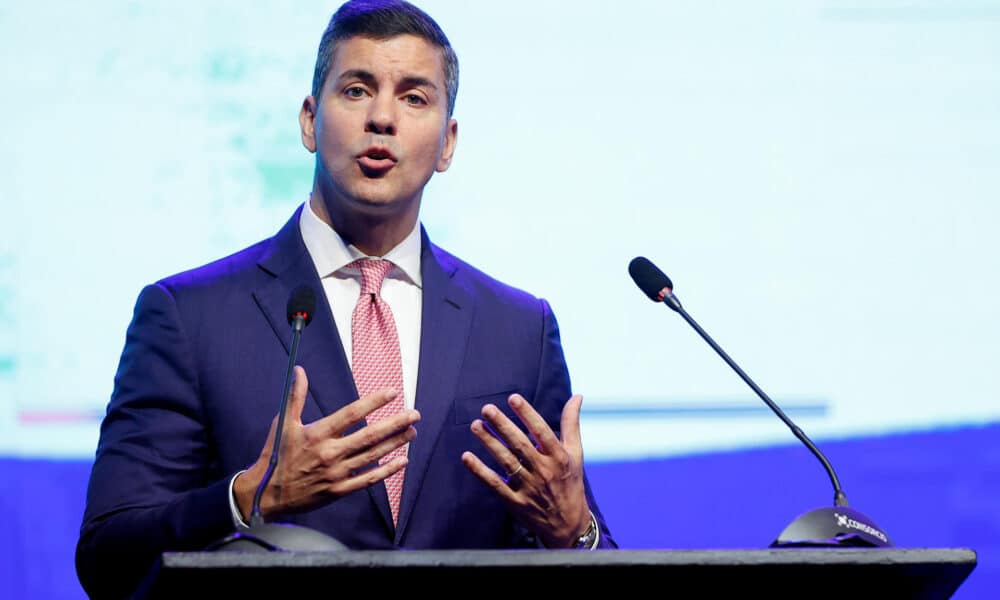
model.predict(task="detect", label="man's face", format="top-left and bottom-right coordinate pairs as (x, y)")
top-left (300, 34), bottom-right (457, 221)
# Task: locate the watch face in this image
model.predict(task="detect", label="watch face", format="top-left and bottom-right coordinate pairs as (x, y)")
top-left (575, 515), bottom-right (597, 548)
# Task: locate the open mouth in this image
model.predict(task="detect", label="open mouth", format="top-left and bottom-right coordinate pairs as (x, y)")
top-left (357, 147), bottom-right (397, 175)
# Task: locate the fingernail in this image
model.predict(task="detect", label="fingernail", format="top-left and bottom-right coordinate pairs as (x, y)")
top-left (509, 395), bottom-right (523, 408)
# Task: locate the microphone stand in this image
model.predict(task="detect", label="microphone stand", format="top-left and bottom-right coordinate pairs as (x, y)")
top-left (207, 288), bottom-right (346, 552)
top-left (632, 257), bottom-right (891, 547)
top-left (666, 292), bottom-right (849, 509)
top-left (250, 313), bottom-right (307, 529)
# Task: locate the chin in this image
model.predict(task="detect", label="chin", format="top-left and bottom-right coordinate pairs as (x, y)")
top-left (348, 190), bottom-right (411, 215)
top-left (321, 174), bottom-right (418, 217)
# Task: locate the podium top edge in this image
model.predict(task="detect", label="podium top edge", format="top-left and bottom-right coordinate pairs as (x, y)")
top-left (159, 547), bottom-right (978, 569)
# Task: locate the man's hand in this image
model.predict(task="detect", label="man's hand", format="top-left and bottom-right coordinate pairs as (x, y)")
top-left (234, 365), bottom-right (420, 521)
top-left (460, 393), bottom-right (591, 549)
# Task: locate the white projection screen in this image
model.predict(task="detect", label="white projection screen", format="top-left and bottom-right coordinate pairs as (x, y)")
top-left (1, 0), bottom-right (998, 463)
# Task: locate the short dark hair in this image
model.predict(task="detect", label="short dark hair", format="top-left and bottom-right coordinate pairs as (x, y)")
top-left (311, 0), bottom-right (459, 117)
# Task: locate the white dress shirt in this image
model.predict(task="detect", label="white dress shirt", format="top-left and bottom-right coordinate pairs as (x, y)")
top-left (298, 199), bottom-right (423, 409)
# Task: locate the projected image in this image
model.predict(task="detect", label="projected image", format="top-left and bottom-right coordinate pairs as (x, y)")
top-left (3, 3), bottom-right (999, 600)
top-left (2, 1), bottom-right (998, 463)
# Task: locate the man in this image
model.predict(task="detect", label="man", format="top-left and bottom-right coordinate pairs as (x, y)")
top-left (76, 1), bottom-right (616, 597)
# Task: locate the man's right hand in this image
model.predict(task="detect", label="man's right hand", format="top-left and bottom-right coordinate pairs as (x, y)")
top-left (233, 365), bottom-right (419, 522)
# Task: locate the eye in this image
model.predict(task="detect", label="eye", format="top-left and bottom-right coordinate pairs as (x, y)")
top-left (404, 93), bottom-right (426, 106)
top-left (344, 86), bottom-right (367, 99)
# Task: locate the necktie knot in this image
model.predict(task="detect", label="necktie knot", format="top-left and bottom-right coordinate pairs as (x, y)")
top-left (352, 258), bottom-right (395, 298)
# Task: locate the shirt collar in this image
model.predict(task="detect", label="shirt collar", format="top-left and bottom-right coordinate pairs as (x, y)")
top-left (299, 199), bottom-right (423, 287)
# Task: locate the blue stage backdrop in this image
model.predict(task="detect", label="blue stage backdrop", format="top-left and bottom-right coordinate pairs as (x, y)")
top-left (1, 2), bottom-right (998, 598)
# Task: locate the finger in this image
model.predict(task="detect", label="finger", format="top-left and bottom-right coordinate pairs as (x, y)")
top-left (285, 365), bottom-right (309, 425)
top-left (460, 451), bottom-right (519, 501)
top-left (340, 408), bottom-right (421, 454)
top-left (260, 413), bottom-right (279, 459)
top-left (507, 393), bottom-right (562, 454)
top-left (480, 402), bottom-right (537, 463)
top-left (317, 388), bottom-right (400, 437)
top-left (333, 455), bottom-right (409, 496)
top-left (470, 418), bottom-right (524, 476)
top-left (560, 394), bottom-right (585, 461)
top-left (339, 425), bottom-right (417, 473)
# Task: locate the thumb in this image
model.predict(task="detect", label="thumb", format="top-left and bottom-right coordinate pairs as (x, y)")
top-left (560, 394), bottom-right (584, 462)
top-left (285, 365), bottom-right (309, 425)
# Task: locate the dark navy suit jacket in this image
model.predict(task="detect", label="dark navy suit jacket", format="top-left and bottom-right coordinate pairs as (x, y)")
top-left (76, 208), bottom-right (615, 598)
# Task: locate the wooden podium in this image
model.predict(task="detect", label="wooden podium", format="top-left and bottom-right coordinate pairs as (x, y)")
top-left (136, 547), bottom-right (976, 599)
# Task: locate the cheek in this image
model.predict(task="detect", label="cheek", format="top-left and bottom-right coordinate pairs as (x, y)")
top-left (316, 121), bottom-right (337, 147)
top-left (411, 131), bottom-right (447, 167)
top-left (316, 108), bottom-right (349, 141)
top-left (316, 123), bottom-right (352, 165)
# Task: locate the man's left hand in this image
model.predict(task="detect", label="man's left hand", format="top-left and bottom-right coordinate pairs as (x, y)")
top-left (461, 393), bottom-right (591, 549)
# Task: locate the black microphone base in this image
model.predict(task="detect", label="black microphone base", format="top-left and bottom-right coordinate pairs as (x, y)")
top-left (206, 523), bottom-right (348, 553)
top-left (770, 506), bottom-right (892, 548)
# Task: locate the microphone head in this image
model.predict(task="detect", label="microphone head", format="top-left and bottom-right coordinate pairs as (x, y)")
top-left (286, 285), bottom-right (317, 326)
top-left (628, 256), bottom-right (674, 302)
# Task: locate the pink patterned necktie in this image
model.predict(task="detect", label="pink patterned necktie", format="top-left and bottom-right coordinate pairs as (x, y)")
top-left (350, 258), bottom-right (407, 525)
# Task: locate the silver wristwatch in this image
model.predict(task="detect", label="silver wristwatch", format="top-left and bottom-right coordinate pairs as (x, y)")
top-left (572, 512), bottom-right (598, 549)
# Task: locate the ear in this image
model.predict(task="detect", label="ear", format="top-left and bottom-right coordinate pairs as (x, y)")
top-left (299, 96), bottom-right (318, 153)
top-left (435, 118), bottom-right (458, 172)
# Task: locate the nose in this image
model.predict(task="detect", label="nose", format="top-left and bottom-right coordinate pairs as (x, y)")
top-left (365, 94), bottom-right (397, 136)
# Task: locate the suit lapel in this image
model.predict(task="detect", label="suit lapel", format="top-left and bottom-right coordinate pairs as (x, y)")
top-left (394, 230), bottom-right (473, 543)
top-left (253, 208), bottom-right (398, 534)
top-left (252, 207), bottom-right (361, 431)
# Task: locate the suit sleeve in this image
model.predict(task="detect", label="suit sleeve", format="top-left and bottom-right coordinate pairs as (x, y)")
top-left (533, 298), bottom-right (618, 549)
top-left (75, 283), bottom-right (237, 599)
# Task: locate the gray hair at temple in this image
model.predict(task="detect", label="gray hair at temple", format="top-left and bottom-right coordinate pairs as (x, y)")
top-left (311, 0), bottom-right (460, 117)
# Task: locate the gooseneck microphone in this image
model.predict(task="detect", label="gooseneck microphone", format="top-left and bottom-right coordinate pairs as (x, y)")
top-left (207, 284), bottom-right (346, 552)
top-left (628, 257), bottom-right (848, 507)
top-left (249, 285), bottom-right (318, 527)
top-left (628, 256), bottom-right (891, 547)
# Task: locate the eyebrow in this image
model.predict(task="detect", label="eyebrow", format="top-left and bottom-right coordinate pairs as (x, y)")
top-left (337, 69), bottom-right (377, 87)
top-left (399, 76), bottom-right (438, 91)
top-left (337, 69), bottom-right (438, 92)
